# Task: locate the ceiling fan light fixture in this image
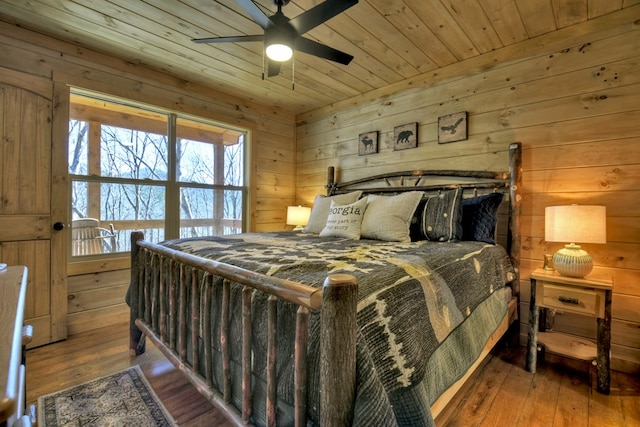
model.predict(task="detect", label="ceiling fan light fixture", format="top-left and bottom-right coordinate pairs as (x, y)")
top-left (266, 43), bottom-right (293, 61)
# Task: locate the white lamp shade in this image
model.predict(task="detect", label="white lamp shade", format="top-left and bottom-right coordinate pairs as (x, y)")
top-left (545, 205), bottom-right (606, 244)
top-left (286, 205), bottom-right (311, 227)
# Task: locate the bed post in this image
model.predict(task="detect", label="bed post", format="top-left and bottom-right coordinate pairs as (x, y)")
top-left (326, 166), bottom-right (335, 196)
top-left (129, 231), bottom-right (146, 356)
top-left (508, 142), bottom-right (523, 292)
top-left (320, 273), bottom-right (358, 426)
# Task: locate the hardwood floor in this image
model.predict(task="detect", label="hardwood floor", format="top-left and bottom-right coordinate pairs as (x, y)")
top-left (26, 321), bottom-right (233, 427)
top-left (27, 321), bottom-right (640, 426)
top-left (436, 344), bottom-right (640, 426)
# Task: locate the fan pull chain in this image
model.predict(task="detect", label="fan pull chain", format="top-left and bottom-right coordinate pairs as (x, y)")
top-left (262, 49), bottom-right (266, 80)
top-left (291, 55), bottom-right (295, 90)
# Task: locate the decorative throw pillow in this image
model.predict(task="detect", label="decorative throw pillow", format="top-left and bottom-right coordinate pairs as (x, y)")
top-left (319, 198), bottom-right (368, 239)
top-left (409, 197), bottom-right (428, 241)
top-left (461, 192), bottom-right (504, 244)
top-left (304, 191), bottom-right (362, 234)
top-left (360, 191), bottom-right (424, 242)
top-left (419, 188), bottom-right (464, 242)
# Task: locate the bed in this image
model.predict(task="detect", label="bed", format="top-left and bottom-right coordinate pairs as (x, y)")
top-left (128, 142), bottom-right (522, 426)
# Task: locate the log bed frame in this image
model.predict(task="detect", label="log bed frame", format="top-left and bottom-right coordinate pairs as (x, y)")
top-left (129, 142), bottom-right (522, 426)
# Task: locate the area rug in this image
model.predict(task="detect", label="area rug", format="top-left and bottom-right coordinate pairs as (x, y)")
top-left (38, 365), bottom-right (177, 427)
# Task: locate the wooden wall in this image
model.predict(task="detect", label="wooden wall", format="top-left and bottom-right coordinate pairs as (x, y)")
top-left (295, 7), bottom-right (640, 373)
top-left (0, 22), bottom-right (296, 335)
top-left (0, 5), bottom-right (637, 374)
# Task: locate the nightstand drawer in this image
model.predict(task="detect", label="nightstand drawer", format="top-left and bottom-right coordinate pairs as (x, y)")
top-left (536, 282), bottom-right (605, 318)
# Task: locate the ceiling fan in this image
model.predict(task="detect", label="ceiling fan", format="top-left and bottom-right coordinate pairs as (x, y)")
top-left (192, 0), bottom-right (358, 77)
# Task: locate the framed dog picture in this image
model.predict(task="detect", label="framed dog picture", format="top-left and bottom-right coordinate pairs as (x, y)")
top-left (358, 131), bottom-right (378, 155)
top-left (393, 122), bottom-right (418, 151)
top-left (438, 111), bottom-right (468, 143)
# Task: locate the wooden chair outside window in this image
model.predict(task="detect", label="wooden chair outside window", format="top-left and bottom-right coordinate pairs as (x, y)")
top-left (71, 218), bottom-right (117, 256)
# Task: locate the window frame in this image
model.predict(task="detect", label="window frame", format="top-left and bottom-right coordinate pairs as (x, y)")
top-left (67, 90), bottom-right (250, 261)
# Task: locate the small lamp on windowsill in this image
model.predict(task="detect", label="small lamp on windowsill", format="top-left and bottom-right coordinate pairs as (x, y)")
top-left (545, 205), bottom-right (607, 278)
top-left (286, 205), bottom-right (311, 231)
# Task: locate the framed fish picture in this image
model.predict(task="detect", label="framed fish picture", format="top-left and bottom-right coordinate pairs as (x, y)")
top-left (438, 111), bottom-right (467, 143)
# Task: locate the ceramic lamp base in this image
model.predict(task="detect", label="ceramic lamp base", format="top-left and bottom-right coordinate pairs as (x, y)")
top-left (552, 243), bottom-right (593, 278)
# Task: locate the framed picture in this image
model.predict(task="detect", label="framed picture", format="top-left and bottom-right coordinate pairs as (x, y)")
top-left (438, 111), bottom-right (468, 143)
top-left (393, 122), bottom-right (418, 151)
top-left (358, 131), bottom-right (378, 155)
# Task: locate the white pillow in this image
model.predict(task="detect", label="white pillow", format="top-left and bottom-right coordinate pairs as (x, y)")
top-left (304, 191), bottom-right (362, 233)
top-left (361, 191), bottom-right (424, 242)
top-left (319, 198), bottom-right (368, 239)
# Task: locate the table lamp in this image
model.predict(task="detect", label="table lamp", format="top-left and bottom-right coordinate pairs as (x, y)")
top-left (286, 205), bottom-right (311, 231)
top-left (545, 205), bottom-right (606, 278)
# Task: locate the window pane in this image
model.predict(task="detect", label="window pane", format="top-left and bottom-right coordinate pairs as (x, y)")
top-left (69, 93), bottom-right (247, 258)
top-left (70, 180), bottom-right (88, 218)
top-left (180, 187), bottom-right (213, 220)
top-left (101, 183), bottom-right (165, 221)
top-left (179, 188), bottom-right (242, 237)
top-left (180, 187), bottom-right (213, 238)
top-left (101, 182), bottom-right (166, 251)
top-left (224, 189), bottom-right (243, 223)
top-left (224, 137), bottom-right (244, 186)
top-left (70, 180), bottom-right (166, 256)
top-left (101, 125), bottom-right (168, 180)
top-left (177, 139), bottom-right (214, 184)
top-left (176, 117), bottom-right (245, 186)
top-left (68, 120), bottom-right (89, 175)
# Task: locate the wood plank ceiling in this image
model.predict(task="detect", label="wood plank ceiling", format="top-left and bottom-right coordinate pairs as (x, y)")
top-left (0, 0), bottom-right (629, 115)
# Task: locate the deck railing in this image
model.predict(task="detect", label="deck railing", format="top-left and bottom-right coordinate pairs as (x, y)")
top-left (72, 218), bottom-right (242, 256)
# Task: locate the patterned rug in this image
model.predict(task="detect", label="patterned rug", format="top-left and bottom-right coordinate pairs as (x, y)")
top-left (38, 365), bottom-right (177, 427)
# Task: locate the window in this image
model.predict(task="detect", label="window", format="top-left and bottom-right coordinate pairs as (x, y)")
top-left (68, 92), bottom-right (247, 257)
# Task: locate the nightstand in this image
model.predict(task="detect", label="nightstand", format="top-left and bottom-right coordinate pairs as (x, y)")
top-left (526, 268), bottom-right (613, 394)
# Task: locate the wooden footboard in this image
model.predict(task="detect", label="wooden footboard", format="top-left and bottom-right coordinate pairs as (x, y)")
top-left (128, 232), bottom-right (357, 426)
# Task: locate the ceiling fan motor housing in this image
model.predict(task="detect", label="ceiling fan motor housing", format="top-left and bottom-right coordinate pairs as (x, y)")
top-left (265, 13), bottom-right (296, 49)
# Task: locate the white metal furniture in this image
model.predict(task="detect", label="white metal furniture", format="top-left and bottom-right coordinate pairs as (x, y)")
top-left (71, 218), bottom-right (117, 255)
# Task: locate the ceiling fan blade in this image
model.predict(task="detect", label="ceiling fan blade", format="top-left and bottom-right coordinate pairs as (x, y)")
top-left (237, 0), bottom-right (273, 30)
top-left (296, 37), bottom-right (353, 65)
top-left (192, 34), bottom-right (264, 44)
top-left (289, 0), bottom-right (358, 35)
top-left (267, 61), bottom-right (281, 77)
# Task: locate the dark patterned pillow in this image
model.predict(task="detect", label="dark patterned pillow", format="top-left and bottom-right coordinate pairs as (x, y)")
top-left (409, 198), bottom-right (428, 241)
top-left (411, 188), bottom-right (463, 242)
top-left (461, 192), bottom-right (504, 244)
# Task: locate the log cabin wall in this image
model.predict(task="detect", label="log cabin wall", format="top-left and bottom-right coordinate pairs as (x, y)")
top-left (295, 7), bottom-right (640, 373)
top-left (0, 22), bottom-right (295, 335)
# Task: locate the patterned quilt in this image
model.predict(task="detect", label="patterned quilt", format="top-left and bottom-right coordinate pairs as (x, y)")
top-left (159, 231), bottom-right (516, 426)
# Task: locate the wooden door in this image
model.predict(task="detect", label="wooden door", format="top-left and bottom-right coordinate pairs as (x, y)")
top-left (0, 67), bottom-right (68, 347)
